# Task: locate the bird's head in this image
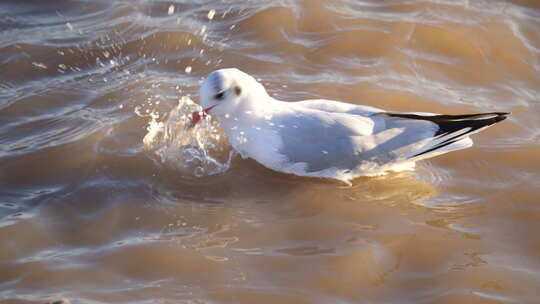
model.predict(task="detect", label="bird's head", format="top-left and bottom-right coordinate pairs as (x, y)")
top-left (191, 68), bottom-right (267, 126)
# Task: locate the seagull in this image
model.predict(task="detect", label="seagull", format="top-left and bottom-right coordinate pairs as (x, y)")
top-left (190, 68), bottom-right (508, 182)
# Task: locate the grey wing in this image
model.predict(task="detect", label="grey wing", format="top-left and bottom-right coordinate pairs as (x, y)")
top-left (274, 110), bottom-right (440, 172)
top-left (273, 111), bottom-right (375, 172)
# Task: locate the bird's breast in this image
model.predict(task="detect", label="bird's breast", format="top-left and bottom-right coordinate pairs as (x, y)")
top-left (219, 117), bottom-right (286, 168)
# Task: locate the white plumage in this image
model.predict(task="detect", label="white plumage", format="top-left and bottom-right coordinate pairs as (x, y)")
top-left (191, 68), bottom-right (508, 182)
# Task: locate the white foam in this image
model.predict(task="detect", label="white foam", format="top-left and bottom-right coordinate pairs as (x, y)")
top-left (143, 96), bottom-right (235, 177)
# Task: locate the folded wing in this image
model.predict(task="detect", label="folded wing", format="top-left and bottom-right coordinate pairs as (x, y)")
top-left (275, 104), bottom-right (508, 173)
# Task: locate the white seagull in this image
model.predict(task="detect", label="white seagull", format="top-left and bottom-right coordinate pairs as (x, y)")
top-left (191, 68), bottom-right (508, 182)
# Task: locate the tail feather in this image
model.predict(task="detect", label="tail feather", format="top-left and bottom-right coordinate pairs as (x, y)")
top-left (383, 112), bottom-right (509, 159)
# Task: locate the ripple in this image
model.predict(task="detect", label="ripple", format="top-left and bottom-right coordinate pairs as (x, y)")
top-left (1, 0), bottom-right (540, 303)
top-left (142, 96), bottom-right (235, 178)
top-left (0, 211), bottom-right (34, 228)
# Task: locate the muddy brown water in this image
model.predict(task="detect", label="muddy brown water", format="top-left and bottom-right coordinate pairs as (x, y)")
top-left (1, 1), bottom-right (540, 303)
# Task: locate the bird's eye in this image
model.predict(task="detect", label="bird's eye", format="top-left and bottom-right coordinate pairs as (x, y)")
top-left (234, 86), bottom-right (242, 96)
top-left (214, 91), bottom-right (225, 100)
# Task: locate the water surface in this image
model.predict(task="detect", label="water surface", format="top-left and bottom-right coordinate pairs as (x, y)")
top-left (1, 1), bottom-right (540, 303)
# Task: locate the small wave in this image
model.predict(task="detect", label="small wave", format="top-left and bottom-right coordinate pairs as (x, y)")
top-left (142, 96), bottom-right (235, 178)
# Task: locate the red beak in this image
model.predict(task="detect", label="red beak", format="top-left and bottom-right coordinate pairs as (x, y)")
top-left (190, 105), bottom-right (215, 127)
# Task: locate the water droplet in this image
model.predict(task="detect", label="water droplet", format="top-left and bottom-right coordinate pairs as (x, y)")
top-left (194, 167), bottom-right (204, 177)
top-left (168, 5), bottom-right (175, 15)
top-left (207, 9), bottom-right (216, 20)
top-left (66, 22), bottom-right (74, 30)
top-left (185, 66), bottom-right (192, 73)
top-left (32, 62), bottom-right (47, 69)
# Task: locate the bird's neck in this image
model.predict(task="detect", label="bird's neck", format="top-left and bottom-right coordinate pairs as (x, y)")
top-left (234, 92), bottom-right (279, 118)
top-left (219, 95), bottom-right (281, 133)
top-left (217, 95), bottom-right (283, 154)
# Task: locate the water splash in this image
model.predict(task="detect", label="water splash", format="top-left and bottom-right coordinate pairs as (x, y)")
top-left (142, 96), bottom-right (235, 177)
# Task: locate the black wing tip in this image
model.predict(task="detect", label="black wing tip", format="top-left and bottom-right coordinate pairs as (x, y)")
top-left (384, 112), bottom-right (510, 158)
top-left (473, 112), bottom-right (509, 125)
top-left (434, 112), bottom-right (509, 136)
top-left (384, 111), bottom-right (510, 120)
top-left (383, 111), bottom-right (510, 134)
top-left (493, 112), bottom-right (510, 121)
top-left (386, 111), bottom-right (510, 159)
top-left (474, 111), bottom-right (510, 124)
top-left (484, 111), bottom-right (510, 117)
